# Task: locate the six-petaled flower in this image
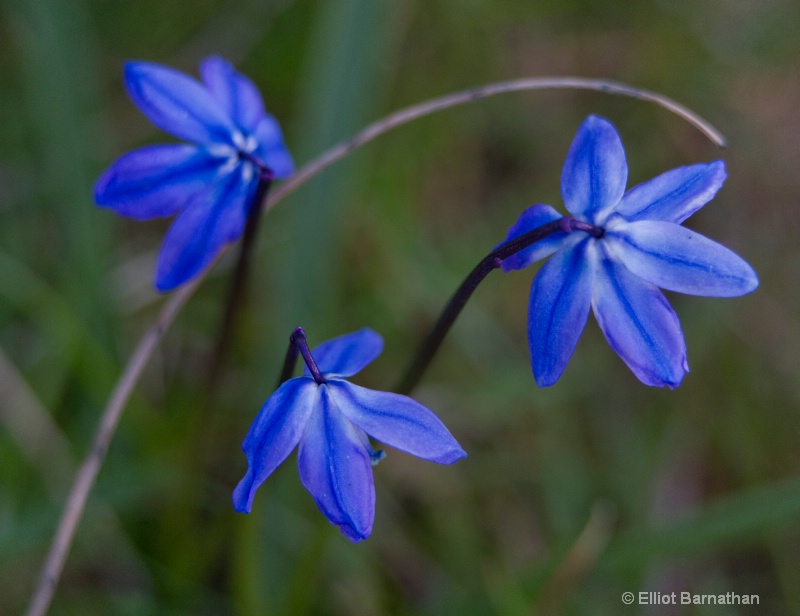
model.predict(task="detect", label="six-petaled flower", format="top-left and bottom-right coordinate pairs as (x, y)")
top-left (233, 328), bottom-right (466, 542)
top-left (501, 115), bottom-right (758, 388)
top-left (95, 56), bottom-right (293, 291)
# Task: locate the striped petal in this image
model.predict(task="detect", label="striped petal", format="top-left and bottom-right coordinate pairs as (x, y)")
top-left (253, 116), bottom-right (295, 179)
top-left (592, 245), bottom-right (688, 387)
top-left (155, 166), bottom-right (255, 291)
top-left (125, 61), bottom-right (236, 145)
top-left (200, 55), bottom-right (266, 134)
top-left (232, 378), bottom-right (318, 513)
top-left (500, 204), bottom-right (568, 272)
top-left (329, 381), bottom-right (466, 464)
top-left (616, 161), bottom-right (726, 223)
top-left (528, 235), bottom-right (596, 386)
top-left (606, 220), bottom-right (759, 297)
top-left (94, 144), bottom-right (219, 220)
top-left (310, 328), bottom-right (384, 378)
top-left (298, 387), bottom-right (375, 542)
top-left (561, 115), bottom-right (628, 222)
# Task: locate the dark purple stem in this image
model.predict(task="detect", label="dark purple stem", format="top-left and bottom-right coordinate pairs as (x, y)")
top-left (395, 216), bottom-right (600, 394)
top-left (287, 327), bottom-right (326, 385)
top-left (208, 171), bottom-right (274, 384)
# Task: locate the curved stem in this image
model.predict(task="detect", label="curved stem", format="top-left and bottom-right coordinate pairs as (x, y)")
top-left (26, 76), bottom-right (724, 616)
top-left (395, 219), bottom-right (567, 394)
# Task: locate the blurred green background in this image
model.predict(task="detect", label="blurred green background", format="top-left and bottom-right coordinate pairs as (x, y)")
top-left (1, 0), bottom-right (798, 614)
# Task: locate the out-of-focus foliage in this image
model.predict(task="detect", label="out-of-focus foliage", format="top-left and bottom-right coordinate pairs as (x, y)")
top-left (1, 0), bottom-right (798, 614)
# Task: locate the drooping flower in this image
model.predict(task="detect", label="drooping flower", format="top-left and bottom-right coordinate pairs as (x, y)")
top-left (233, 328), bottom-right (466, 542)
top-left (95, 56), bottom-right (293, 291)
top-left (501, 115), bottom-right (758, 388)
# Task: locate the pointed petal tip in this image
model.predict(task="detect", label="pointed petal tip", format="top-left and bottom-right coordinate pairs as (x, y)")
top-left (340, 522), bottom-right (372, 543)
top-left (438, 446), bottom-right (468, 465)
top-left (232, 475), bottom-right (255, 514)
top-left (533, 371), bottom-right (559, 388)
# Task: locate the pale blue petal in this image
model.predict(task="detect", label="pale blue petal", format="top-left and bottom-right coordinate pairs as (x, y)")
top-left (200, 56), bottom-right (265, 134)
top-left (529, 235), bottom-right (596, 386)
top-left (309, 328), bottom-right (383, 378)
top-left (155, 166), bottom-right (255, 291)
top-left (125, 61), bottom-right (236, 145)
top-left (297, 386), bottom-right (374, 542)
top-left (253, 116), bottom-right (295, 179)
top-left (232, 378), bottom-right (318, 513)
top-left (561, 115), bottom-right (628, 222)
top-left (95, 145), bottom-right (220, 220)
top-left (499, 204), bottom-right (568, 272)
top-left (606, 220), bottom-right (759, 297)
top-left (592, 245), bottom-right (688, 387)
top-left (616, 161), bottom-right (726, 223)
top-left (329, 381), bottom-right (466, 464)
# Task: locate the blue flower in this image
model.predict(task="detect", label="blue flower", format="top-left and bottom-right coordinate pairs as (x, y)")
top-left (95, 56), bottom-right (293, 291)
top-left (233, 328), bottom-right (466, 542)
top-left (502, 115), bottom-right (758, 388)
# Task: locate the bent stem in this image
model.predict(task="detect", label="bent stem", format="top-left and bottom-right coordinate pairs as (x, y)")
top-left (395, 218), bottom-right (594, 394)
top-left (27, 77), bottom-right (724, 616)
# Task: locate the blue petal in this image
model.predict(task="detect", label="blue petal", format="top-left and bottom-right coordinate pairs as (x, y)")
top-left (94, 144), bottom-right (220, 220)
top-left (253, 116), bottom-right (295, 179)
top-left (561, 115), bottom-right (628, 222)
top-left (232, 378), bottom-right (318, 513)
top-left (528, 235), bottom-right (595, 386)
top-left (125, 61), bottom-right (236, 146)
top-left (155, 165), bottom-right (255, 291)
top-left (329, 381), bottom-right (466, 464)
top-left (606, 220), bottom-right (759, 297)
top-left (309, 328), bottom-right (383, 378)
top-left (592, 245), bottom-right (688, 387)
top-left (499, 204), bottom-right (568, 272)
top-left (297, 386), bottom-right (374, 542)
top-left (200, 56), bottom-right (265, 134)
top-left (616, 161), bottom-right (727, 224)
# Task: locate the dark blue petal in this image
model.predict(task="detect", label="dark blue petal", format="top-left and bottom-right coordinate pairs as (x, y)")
top-left (309, 328), bottom-right (383, 378)
top-left (125, 61), bottom-right (236, 145)
top-left (329, 381), bottom-right (466, 464)
top-left (94, 144), bottom-right (220, 220)
top-left (606, 220), bottom-right (759, 297)
top-left (232, 378), bottom-right (318, 513)
top-left (200, 56), bottom-right (266, 134)
top-left (592, 245), bottom-right (688, 387)
top-left (297, 386), bottom-right (374, 542)
top-left (528, 235), bottom-right (595, 386)
top-left (499, 204), bottom-right (568, 272)
top-left (561, 115), bottom-right (628, 222)
top-left (155, 165), bottom-right (255, 291)
top-left (253, 116), bottom-right (295, 179)
top-left (616, 161), bottom-right (727, 224)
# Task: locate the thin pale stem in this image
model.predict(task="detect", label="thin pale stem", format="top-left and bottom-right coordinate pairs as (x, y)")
top-left (26, 76), bottom-right (724, 616)
top-left (24, 278), bottom-right (198, 616)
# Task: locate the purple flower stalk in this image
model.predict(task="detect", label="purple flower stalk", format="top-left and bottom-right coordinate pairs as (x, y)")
top-left (502, 115), bottom-right (758, 388)
top-left (95, 56), bottom-right (293, 291)
top-left (234, 328), bottom-right (466, 542)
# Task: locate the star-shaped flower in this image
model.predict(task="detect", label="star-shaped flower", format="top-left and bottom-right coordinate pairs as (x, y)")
top-left (233, 328), bottom-right (466, 542)
top-left (501, 115), bottom-right (758, 388)
top-left (95, 56), bottom-right (293, 291)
